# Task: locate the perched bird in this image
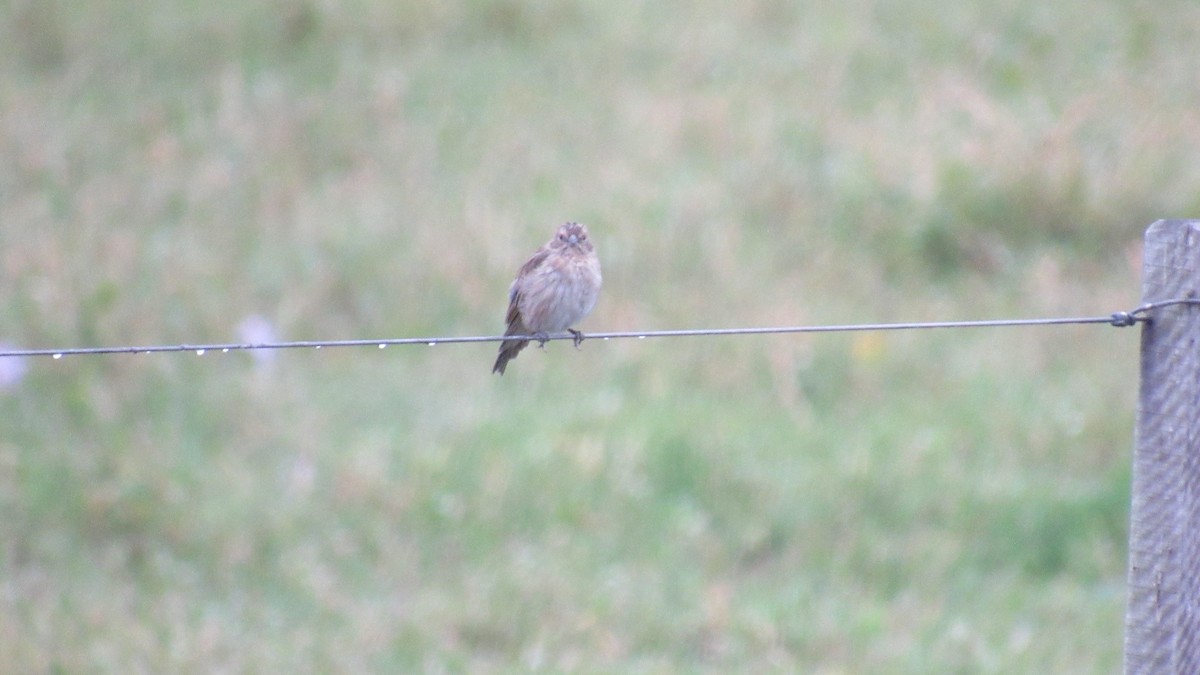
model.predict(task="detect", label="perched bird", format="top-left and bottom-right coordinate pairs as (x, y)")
top-left (493, 222), bottom-right (602, 375)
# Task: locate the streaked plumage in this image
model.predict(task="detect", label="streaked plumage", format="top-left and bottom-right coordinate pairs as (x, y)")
top-left (493, 222), bottom-right (602, 375)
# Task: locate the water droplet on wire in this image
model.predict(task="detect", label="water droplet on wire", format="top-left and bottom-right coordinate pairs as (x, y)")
top-left (52, 353), bottom-right (63, 359)
top-left (195, 349), bottom-right (206, 356)
top-left (378, 344), bottom-right (386, 349)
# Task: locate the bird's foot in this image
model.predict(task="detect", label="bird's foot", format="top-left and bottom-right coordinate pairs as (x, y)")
top-left (534, 332), bottom-right (551, 349)
top-left (568, 329), bottom-right (585, 349)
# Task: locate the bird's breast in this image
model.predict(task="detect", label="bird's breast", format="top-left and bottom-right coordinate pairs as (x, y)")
top-left (518, 254), bottom-right (601, 332)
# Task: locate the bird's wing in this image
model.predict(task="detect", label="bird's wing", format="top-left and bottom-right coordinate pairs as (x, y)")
top-left (515, 246), bottom-right (553, 285)
top-left (505, 246), bottom-right (553, 330)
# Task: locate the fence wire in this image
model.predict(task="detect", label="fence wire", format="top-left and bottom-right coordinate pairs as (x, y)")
top-left (2, 298), bottom-right (1196, 360)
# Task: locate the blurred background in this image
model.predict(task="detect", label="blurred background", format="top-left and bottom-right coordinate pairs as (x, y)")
top-left (1, 0), bottom-right (1195, 671)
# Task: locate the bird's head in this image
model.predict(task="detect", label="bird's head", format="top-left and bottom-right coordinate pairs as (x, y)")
top-left (553, 221), bottom-right (592, 252)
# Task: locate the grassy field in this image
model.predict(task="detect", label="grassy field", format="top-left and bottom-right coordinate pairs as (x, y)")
top-left (2, 0), bottom-right (1197, 671)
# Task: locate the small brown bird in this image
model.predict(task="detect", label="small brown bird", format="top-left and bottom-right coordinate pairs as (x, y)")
top-left (493, 222), bottom-right (602, 375)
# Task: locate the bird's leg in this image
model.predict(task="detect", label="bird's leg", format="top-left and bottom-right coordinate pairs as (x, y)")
top-left (568, 329), bottom-right (585, 349)
top-left (533, 331), bottom-right (551, 349)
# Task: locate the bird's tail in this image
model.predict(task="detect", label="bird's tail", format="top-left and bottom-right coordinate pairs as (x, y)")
top-left (492, 336), bottom-right (529, 375)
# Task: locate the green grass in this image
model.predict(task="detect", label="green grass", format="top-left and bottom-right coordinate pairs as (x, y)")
top-left (1, 0), bottom-right (1193, 670)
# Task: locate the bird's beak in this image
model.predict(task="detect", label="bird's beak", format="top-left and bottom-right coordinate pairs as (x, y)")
top-left (567, 234), bottom-right (578, 244)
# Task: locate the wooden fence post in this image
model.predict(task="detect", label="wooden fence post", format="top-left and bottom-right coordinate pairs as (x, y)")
top-left (1125, 219), bottom-right (1200, 674)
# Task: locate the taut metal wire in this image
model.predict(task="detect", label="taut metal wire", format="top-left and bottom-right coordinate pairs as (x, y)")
top-left (2, 297), bottom-right (1190, 360)
top-left (2, 298), bottom-right (1196, 359)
